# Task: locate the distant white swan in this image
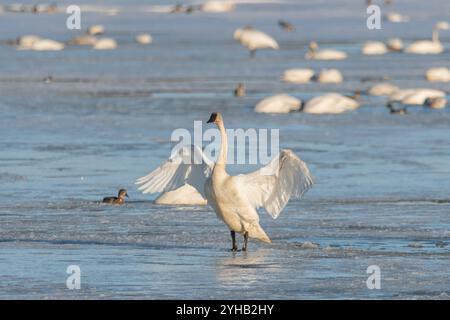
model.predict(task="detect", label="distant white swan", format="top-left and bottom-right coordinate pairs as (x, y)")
top-left (254, 94), bottom-right (301, 113)
top-left (201, 1), bottom-right (235, 13)
top-left (153, 184), bottom-right (207, 205)
top-left (389, 88), bottom-right (445, 105)
top-left (16, 35), bottom-right (64, 51)
top-left (282, 69), bottom-right (315, 84)
top-left (368, 83), bottom-right (400, 96)
top-left (234, 27), bottom-right (279, 56)
top-left (405, 21), bottom-right (449, 54)
top-left (315, 69), bottom-right (343, 84)
top-left (136, 33), bottom-right (152, 45)
top-left (93, 38), bottom-right (117, 50)
top-left (425, 67), bottom-right (450, 82)
top-left (31, 39), bottom-right (64, 51)
top-left (302, 93), bottom-right (360, 114)
top-left (362, 41), bottom-right (388, 55)
top-left (384, 12), bottom-right (409, 23)
top-left (136, 112), bottom-right (314, 250)
top-left (305, 41), bottom-right (347, 60)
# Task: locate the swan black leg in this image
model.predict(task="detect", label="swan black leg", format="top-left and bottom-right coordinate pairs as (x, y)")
top-left (230, 231), bottom-right (238, 251)
top-left (250, 50), bottom-right (256, 58)
top-left (242, 231), bottom-right (249, 251)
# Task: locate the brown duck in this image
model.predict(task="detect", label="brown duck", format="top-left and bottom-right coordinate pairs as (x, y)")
top-left (103, 189), bottom-right (128, 205)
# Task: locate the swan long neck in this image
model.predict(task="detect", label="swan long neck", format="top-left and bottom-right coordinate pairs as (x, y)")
top-left (432, 29), bottom-right (439, 42)
top-left (215, 120), bottom-right (228, 171)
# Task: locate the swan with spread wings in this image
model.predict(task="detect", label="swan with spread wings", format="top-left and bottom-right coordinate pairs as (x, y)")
top-left (136, 112), bottom-right (314, 251)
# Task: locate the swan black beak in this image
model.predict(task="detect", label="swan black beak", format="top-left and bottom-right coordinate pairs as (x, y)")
top-left (207, 112), bottom-right (217, 123)
top-left (126, 193), bottom-right (129, 198)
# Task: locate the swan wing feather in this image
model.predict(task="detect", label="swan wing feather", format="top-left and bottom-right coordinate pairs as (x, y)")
top-left (239, 149), bottom-right (313, 219)
top-left (136, 144), bottom-right (213, 198)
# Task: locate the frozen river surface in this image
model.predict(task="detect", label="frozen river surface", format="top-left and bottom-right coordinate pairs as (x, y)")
top-left (0, 0), bottom-right (449, 299)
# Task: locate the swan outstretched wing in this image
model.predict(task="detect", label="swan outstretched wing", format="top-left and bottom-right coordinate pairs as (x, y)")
top-left (238, 149), bottom-right (314, 219)
top-left (136, 145), bottom-right (213, 198)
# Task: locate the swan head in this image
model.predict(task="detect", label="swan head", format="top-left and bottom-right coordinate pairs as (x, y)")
top-left (207, 112), bottom-right (223, 125)
top-left (233, 29), bottom-right (243, 40)
top-left (118, 189), bottom-right (129, 199)
top-left (309, 41), bottom-right (318, 51)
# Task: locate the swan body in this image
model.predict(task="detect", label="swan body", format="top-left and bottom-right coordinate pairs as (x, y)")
top-left (368, 83), bottom-right (400, 96)
top-left (93, 38), bottom-right (117, 50)
top-left (405, 40), bottom-right (443, 54)
top-left (136, 33), bottom-right (152, 45)
top-left (386, 38), bottom-right (403, 51)
top-left (154, 184), bottom-right (207, 205)
top-left (316, 69), bottom-right (343, 84)
top-left (201, 1), bottom-right (235, 13)
top-left (362, 41), bottom-right (388, 55)
top-left (425, 67), bottom-right (450, 82)
top-left (16, 35), bottom-right (41, 49)
top-left (389, 88), bottom-right (445, 105)
top-left (254, 94), bottom-right (301, 113)
top-left (234, 27), bottom-right (279, 54)
top-left (136, 113), bottom-right (313, 250)
top-left (305, 41), bottom-right (347, 60)
top-left (405, 22), bottom-right (449, 54)
top-left (31, 39), bottom-right (64, 51)
top-left (385, 12), bottom-right (409, 23)
top-left (303, 93), bottom-right (359, 114)
top-left (282, 69), bottom-right (315, 84)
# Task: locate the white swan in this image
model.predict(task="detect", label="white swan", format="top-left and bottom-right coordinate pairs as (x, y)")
top-left (201, 1), bottom-right (235, 13)
top-left (362, 41), bottom-right (388, 55)
top-left (16, 35), bottom-right (41, 49)
top-left (136, 113), bottom-right (314, 250)
top-left (93, 38), bottom-right (117, 50)
top-left (315, 69), bottom-right (343, 84)
top-left (305, 41), bottom-right (347, 60)
top-left (254, 94), bottom-right (301, 113)
top-left (385, 12), bottom-right (409, 23)
top-left (31, 39), bottom-right (64, 51)
top-left (389, 88), bottom-right (445, 105)
top-left (282, 69), bottom-right (315, 84)
top-left (136, 33), bottom-right (152, 45)
top-left (368, 83), bottom-right (400, 96)
top-left (302, 93), bottom-right (360, 114)
top-left (405, 21), bottom-right (449, 54)
top-left (425, 67), bottom-right (450, 82)
top-left (154, 184), bottom-right (207, 205)
top-left (16, 35), bottom-right (64, 51)
top-left (234, 27), bottom-right (279, 56)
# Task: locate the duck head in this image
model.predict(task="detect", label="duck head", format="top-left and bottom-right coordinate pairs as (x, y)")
top-left (118, 189), bottom-right (129, 199)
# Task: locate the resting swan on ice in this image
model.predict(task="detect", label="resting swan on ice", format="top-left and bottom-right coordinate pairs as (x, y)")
top-left (405, 21), bottom-right (450, 54)
top-left (305, 41), bottom-right (347, 60)
top-left (136, 112), bottom-right (314, 251)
